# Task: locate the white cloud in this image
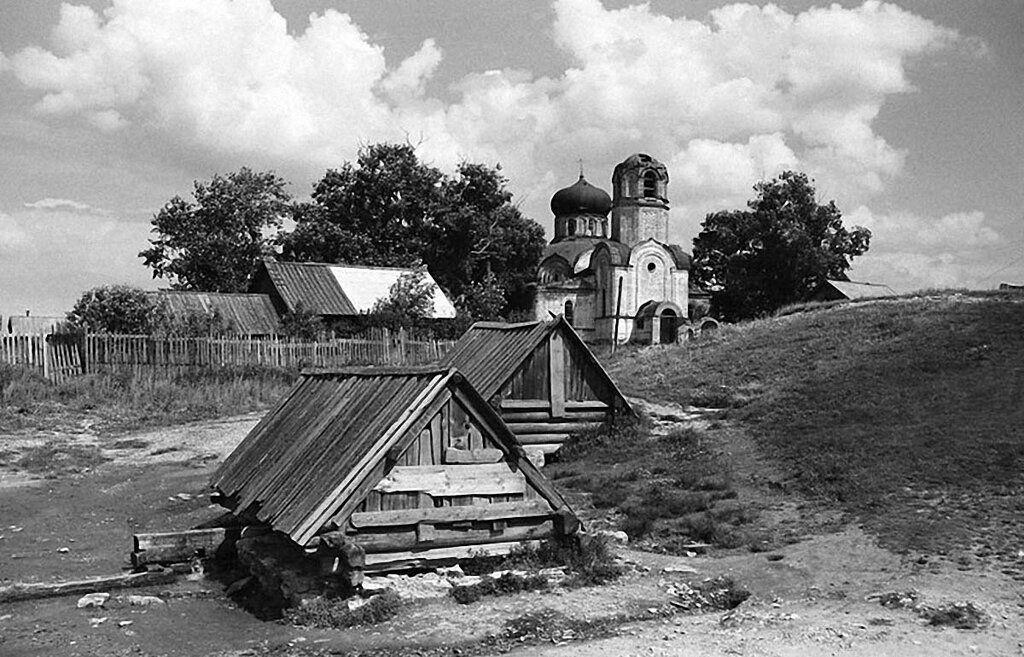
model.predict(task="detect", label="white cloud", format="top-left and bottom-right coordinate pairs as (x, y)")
top-left (0, 212), bottom-right (32, 252)
top-left (5, 0), bottom-right (970, 294)
top-left (24, 197), bottom-right (107, 213)
top-left (848, 205), bottom-right (1001, 252)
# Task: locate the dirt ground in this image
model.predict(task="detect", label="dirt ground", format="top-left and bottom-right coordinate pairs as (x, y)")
top-left (1, 411), bottom-right (1022, 656)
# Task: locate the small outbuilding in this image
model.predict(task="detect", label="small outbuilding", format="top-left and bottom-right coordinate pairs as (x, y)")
top-left (441, 317), bottom-right (633, 460)
top-left (211, 366), bottom-right (578, 572)
top-left (812, 279), bottom-right (897, 302)
top-left (148, 290), bottom-right (281, 336)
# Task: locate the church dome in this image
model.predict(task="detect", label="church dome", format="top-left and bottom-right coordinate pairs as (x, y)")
top-left (550, 174), bottom-right (612, 217)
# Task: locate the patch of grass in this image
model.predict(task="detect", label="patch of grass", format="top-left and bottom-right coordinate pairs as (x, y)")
top-left (668, 576), bottom-right (751, 612)
top-left (920, 602), bottom-right (989, 630)
top-left (605, 291), bottom-right (1024, 559)
top-left (0, 364), bottom-right (297, 434)
top-left (547, 419), bottom-right (749, 552)
top-left (462, 535), bottom-right (623, 587)
top-left (451, 572), bottom-right (550, 604)
top-left (111, 438), bottom-right (149, 449)
top-left (285, 590), bottom-right (401, 629)
top-left (17, 441), bottom-right (110, 476)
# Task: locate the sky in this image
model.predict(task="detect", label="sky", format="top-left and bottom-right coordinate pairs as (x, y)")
top-left (1, 0), bottom-right (1022, 318)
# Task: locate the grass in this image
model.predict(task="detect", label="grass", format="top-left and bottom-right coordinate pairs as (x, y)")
top-left (547, 418), bottom-right (757, 552)
top-left (16, 441), bottom-right (110, 476)
top-left (462, 534), bottom-right (624, 587)
top-left (0, 364), bottom-right (297, 434)
top-left (605, 290), bottom-right (1024, 559)
top-left (285, 590), bottom-right (402, 629)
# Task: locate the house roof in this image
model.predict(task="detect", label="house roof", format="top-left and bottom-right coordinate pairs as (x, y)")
top-left (440, 316), bottom-right (633, 412)
top-left (149, 291), bottom-right (280, 335)
top-left (254, 260), bottom-right (457, 318)
top-left (823, 280), bottom-right (897, 300)
top-left (7, 315), bottom-right (62, 335)
top-left (211, 366), bottom-right (571, 546)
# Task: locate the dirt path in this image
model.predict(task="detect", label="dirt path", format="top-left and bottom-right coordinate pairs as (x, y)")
top-left (1, 405), bottom-right (1022, 656)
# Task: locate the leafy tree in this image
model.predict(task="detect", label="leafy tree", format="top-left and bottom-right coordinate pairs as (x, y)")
top-left (66, 285), bottom-right (160, 334)
top-left (368, 269), bottom-right (437, 330)
top-left (692, 171), bottom-right (871, 321)
top-left (278, 144), bottom-right (545, 318)
top-left (140, 168), bottom-right (290, 292)
top-left (279, 302), bottom-right (324, 341)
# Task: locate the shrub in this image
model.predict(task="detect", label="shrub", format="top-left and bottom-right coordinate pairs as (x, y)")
top-left (451, 572), bottom-right (549, 604)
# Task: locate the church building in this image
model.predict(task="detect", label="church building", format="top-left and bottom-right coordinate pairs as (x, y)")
top-left (534, 153), bottom-right (692, 344)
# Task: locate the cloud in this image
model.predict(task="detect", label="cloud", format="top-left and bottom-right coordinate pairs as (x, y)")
top-left (5, 0), bottom-right (970, 295)
top-left (847, 205), bottom-right (1001, 252)
top-left (24, 197), bottom-right (108, 213)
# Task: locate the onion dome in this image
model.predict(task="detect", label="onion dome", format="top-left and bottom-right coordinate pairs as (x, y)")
top-left (550, 174), bottom-right (612, 217)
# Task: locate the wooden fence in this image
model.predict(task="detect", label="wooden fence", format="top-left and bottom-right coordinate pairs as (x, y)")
top-left (1, 331), bottom-right (455, 383)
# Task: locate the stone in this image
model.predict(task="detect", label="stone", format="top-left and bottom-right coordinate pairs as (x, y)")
top-left (76, 592), bottom-right (109, 609)
top-left (128, 595), bottom-right (165, 606)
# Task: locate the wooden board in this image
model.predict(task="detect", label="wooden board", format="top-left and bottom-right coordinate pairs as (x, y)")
top-left (443, 447), bottom-right (504, 464)
top-left (500, 399), bottom-right (608, 411)
top-left (500, 411), bottom-right (609, 422)
top-left (363, 540), bottom-right (543, 572)
top-left (549, 332), bottom-right (565, 417)
top-left (0, 570), bottom-right (177, 603)
top-left (373, 464), bottom-right (527, 497)
top-left (506, 422), bottom-right (603, 434)
top-left (351, 519), bottom-right (554, 553)
top-left (349, 500), bottom-right (552, 528)
top-left (512, 433), bottom-right (570, 445)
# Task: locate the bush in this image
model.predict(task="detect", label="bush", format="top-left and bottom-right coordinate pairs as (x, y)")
top-left (461, 536), bottom-right (623, 588)
top-left (451, 572), bottom-right (549, 604)
top-left (285, 590), bottom-right (401, 629)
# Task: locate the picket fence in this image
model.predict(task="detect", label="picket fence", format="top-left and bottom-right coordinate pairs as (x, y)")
top-left (0, 331), bottom-right (455, 383)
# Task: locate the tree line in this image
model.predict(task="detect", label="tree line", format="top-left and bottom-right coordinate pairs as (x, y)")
top-left (70, 142), bottom-right (872, 333)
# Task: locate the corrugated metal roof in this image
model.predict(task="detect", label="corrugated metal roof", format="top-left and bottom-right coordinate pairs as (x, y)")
top-left (211, 365), bottom-right (570, 545)
top-left (256, 261), bottom-right (456, 318)
top-left (261, 261), bottom-right (357, 315)
top-left (149, 291), bottom-right (280, 335)
top-left (826, 280), bottom-right (897, 300)
top-left (441, 316), bottom-right (633, 412)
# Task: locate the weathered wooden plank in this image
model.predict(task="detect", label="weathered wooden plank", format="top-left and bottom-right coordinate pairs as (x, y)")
top-left (349, 500), bottom-right (552, 529)
top-left (373, 464), bottom-right (527, 497)
top-left (512, 433), bottom-right (570, 445)
top-left (0, 570), bottom-right (177, 603)
top-left (500, 399), bottom-right (607, 411)
top-left (352, 519), bottom-right (554, 553)
top-left (443, 447), bottom-right (504, 464)
top-left (363, 540), bottom-right (543, 572)
top-left (134, 527), bottom-right (227, 553)
top-left (549, 332), bottom-right (565, 417)
top-left (501, 411), bottom-right (608, 422)
top-left (524, 442), bottom-right (563, 454)
top-left (508, 422), bottom-right (602, 435)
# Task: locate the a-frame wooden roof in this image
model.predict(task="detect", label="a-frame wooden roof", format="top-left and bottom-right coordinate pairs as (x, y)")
top-left (211, 366), bottom-right (572, 546)
top-left (440, 316), bottom-right (633, 413)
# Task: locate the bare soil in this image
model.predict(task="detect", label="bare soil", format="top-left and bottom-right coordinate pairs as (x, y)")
top-left (1, 410), bottom-right (1022, 657)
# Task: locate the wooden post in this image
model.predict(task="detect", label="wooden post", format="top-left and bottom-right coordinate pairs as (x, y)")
top-left (548, 332), bottom-right (565, 418)
top-left (42, 334), bottom-right (51, 381)
top-left (612, 275), bottom-right (624, 353)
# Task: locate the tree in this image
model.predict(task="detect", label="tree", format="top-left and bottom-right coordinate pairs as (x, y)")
top-left (278, 144), bottom-right (546, 318)
top-left (66, 285), bottom-right (160, 334)
top-left (140, 168), bottom-right (290, 292)
top-left (368, 269), bottom-right (437, 330)
top-left (691, 171), bottom-right (871, 321)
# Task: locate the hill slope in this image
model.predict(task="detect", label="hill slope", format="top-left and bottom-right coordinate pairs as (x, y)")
top-left (606, 292), bottom-right (1024, 562)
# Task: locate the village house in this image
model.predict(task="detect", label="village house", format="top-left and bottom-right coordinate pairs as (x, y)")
top-left (248, 260), bottom-right (457, 329)
top-left (148, 290), bottom-right (281, 336)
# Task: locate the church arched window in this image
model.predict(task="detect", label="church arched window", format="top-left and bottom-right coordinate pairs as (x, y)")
top-left (564, 300), bottom-right (575, 326)
top-left (567, 218), bottom-right (576, 236)
top-left (643, 171), bottom-right (658, 198)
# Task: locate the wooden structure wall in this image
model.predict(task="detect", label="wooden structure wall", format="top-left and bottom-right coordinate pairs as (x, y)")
top-left (442, 318), bottom-right (632, 461)
top-left (212, 367), bottom-right (577, 572)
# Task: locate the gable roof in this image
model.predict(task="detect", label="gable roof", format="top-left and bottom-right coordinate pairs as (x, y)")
top-left (211, 366), bottom-right (570, 546)
top-left (440, 316), bottom-right (633, 412)
top-left (7, 315), bottom-right (62, 335)
top-left (149, 291), bottom-right (280, 335)
top-left (254, 260), bottom-right (457, 318)
top-left (824, 279), bottom-right (897, 300)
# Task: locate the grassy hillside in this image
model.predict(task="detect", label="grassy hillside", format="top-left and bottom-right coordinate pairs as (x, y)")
top-left (605, 291), bottom-right (1024, 560)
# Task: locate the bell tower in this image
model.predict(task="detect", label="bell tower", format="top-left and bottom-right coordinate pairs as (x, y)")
top-left (610, 153), bottom-right (669, 246)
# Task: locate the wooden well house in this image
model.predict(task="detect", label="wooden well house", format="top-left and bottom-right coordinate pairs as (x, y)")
top-left (441, 317), bottom-right (633, 461)
top-left (209, 366), bottom-right (579, 573)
